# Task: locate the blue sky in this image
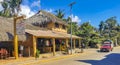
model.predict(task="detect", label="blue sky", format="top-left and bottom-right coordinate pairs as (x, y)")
top-left (18, 0), bottom-right (120, 27)
top-left (41, 0), bottom-right (120, 27)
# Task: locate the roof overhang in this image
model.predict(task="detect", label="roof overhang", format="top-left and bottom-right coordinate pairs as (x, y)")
top-left (25, 29), bottom-right (81, 39)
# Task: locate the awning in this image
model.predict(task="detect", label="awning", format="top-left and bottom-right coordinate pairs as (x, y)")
top-left (25, 29), bottom-right (80, 39)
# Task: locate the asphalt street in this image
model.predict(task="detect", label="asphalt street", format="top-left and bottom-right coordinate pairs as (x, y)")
top-left (35, 47), bottom-right (120, 65)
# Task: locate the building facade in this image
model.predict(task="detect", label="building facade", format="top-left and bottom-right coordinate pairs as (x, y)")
top-left (0, 10), bottom-right (81, 59)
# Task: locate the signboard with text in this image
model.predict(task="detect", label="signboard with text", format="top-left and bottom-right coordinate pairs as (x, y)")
top-left (16, 20), bottom-right (25, 35)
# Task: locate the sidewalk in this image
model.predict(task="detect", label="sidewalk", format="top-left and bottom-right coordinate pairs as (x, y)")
top-left (0, 48), bottom-right (99, 65)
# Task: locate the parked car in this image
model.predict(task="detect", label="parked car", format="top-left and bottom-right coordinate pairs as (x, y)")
top-left (100, 40), bottom-right (113, 52)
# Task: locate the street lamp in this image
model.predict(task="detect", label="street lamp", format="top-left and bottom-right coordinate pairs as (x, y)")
top-left (68, 2), bottom-right (76, 54)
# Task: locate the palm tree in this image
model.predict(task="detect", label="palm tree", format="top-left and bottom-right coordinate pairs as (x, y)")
top-left (99, 21), bottom-right (104, 35)
top-left (9, 0), bottom-right (22, 16)
top-left (0, 0), bottom-right (10, 17)
top-left (55, 9), bottom-right (65, 19)
top-left (99, 17), bottom-right (119, 46)
top-left (0, 0), bottom-right (22, 17)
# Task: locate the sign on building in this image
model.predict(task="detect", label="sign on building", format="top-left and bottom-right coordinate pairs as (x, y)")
top-left (16, 20), bottom-right (25, 35)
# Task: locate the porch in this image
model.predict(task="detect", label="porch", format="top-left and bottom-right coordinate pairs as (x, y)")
top-left (25, 29), bottom-right (81, 57)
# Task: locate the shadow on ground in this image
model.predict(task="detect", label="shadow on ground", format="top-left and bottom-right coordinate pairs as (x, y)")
top-left (76, 53), bottom-right (120, 65)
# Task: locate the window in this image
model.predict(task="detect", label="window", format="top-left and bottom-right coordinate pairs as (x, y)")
top-left (62, 25), bottom-right (66, 29)
top-left (32, 21), bottom-right (47, 28)
top-left (55, 23), bottom-right (59, 28)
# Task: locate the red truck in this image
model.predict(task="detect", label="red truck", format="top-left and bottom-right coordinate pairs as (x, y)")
top-left (100, 40), bottom-right (113, 52)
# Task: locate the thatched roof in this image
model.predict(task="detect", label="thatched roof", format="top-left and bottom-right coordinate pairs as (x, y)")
top-left (24, 10), bottom-right (68, 26)
top-left (0, 10), bottom-right (79, 41)
top-left (0, 13), bottom-right (55, 41)
top-left (0, 16), bottom-right (26, 41)
top-left (26, 29), bottom-right (80, 39)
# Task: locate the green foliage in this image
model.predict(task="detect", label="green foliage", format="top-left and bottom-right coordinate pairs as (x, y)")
top-left (55, 9), bottom-right (65, 19)
top-left (54, 8), bottom-right (120, 47)
top-left (0, 0), bottom-right (22, 17)
top-left (98, 16), bottom-right (120, 45)
top-left (67, 22), bottom-right (78, 35)
top-left (76, 22), bottom-right (98, 48)
top-left (35, 49), bottom-right (40, 58)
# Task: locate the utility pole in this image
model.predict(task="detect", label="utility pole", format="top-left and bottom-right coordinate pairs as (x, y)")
top-left (68, 2), bottom-right (76, 54)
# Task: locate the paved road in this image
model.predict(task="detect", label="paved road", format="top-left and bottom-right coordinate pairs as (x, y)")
top-left (35, 47), bottom-right (120, 65)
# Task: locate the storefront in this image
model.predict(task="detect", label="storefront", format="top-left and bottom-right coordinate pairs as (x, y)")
top-left (25, 29), bottom-right (81, 57)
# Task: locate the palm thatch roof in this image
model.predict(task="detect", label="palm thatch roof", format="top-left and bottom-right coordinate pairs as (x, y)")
top-left (25, 29), bottom-right (80, 39)
top-left (0, 16), bottom-right (27, 41)
top-left (0, 10), bottom-right (79, 41)
top-left (24, 10), bottom-right (68, 27)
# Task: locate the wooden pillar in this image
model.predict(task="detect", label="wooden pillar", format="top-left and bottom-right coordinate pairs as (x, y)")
top-left (73, 39), bottom-right (76, 49)
top-left (13, 15), bottom-right (26, 59)
top-left (79, 38), bottom-right (83, 53)
top-left (52, 38), bottom-right (56, 56)
top-left (33, 36), bottom-right (37, 57)
top-left (66, 38), bottom-right (69, 54)
top-left (14, 35), bottom-right (18, 59)
top-left (28, 46), bottom-right (31, 57)
top-left (79, 39), bottom-right (81, 48)
top-left (14, 18), bottom-right (18, 59)
top-left (66, 38), bottom-right (69, 47)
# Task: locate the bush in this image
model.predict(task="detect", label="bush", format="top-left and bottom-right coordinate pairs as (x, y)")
top-left (35, 49), bottom-right (40, 59)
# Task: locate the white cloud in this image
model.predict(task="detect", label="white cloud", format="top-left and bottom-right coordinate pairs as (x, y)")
top-left (45, 9), bottom-right (53, 13)
top-left (31, 0), bottom-right (40, 8)
top-left (0, 0), bottom-right (3, 2)
top-left (19, 5), bottom-right (36, 18)
top-left (70, 14), bottom-right (81, 23)
top-left (0, 3), bottom-right (3, 11)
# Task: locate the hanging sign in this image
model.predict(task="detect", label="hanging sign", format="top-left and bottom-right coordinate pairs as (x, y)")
top-left (16, 20), bottom-right (25, 35)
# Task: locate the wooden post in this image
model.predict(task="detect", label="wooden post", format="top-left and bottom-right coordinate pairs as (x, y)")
top-left (33, 36), bottom-right (37, 57)
top-left (66, 38), bottom-right (69, 54)
top-left (14, 34), bottom-right (18, 59)
top-left (66, 39), bottom-right (69, 48)
top-left (73, 39), bottom-right (76, 49)
top-left (14, 15), bottom-right (25, 59)
top-left (28, 46), bottom-right (31, 57)
top-left (79, 39), bottom-right (81, 48)
top-left (52, 38), bottom-right (56, 56)
top-left (79, 38), bottom-right (83, 53)
top-left (13, 18), bottom-right (18, 59)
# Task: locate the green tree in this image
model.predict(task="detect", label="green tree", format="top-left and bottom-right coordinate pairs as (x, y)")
top-left (9, 0), bottom-right (22, 16)
top-left (67, 22), bottom-right (78, 35)
top-left (77, 22), bottom-right (95, 48)
top-left (55, 9), bottom-right (65, 19)
top-left (0, 0), bottom-right (10, 17)
top-left (99, 21), bottom-right (105, 35)
top-left (0, 0), bottom-right (22, 17)
top-left (98, 17), bottom-right (119, 46)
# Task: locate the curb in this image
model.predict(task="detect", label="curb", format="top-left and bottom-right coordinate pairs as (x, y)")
top-left (1, 48), bottom-right (99, 65)
top-left (19, 54), bottom-right (82, 65)
top-left (19, 51), bottom-right (90, 65)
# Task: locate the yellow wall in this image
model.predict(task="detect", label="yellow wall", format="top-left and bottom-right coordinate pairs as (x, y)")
top-left (47, 22), bottom-right (67, 33)
top-left (47, 22), bottom-right (54, 30)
